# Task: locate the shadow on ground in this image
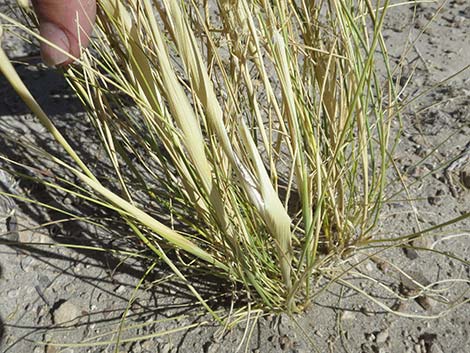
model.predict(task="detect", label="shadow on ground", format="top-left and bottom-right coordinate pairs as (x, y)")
top-left (0, 59), bottom-right (239, 305)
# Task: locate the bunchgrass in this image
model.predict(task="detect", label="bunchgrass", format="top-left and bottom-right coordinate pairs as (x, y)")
top-left (6, 1), bottom-right (468, 332)
top-left (1, 0), bottom-right (399, 314)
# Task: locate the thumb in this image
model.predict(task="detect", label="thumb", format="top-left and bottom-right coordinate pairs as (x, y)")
top-left (32, 0), bottom-right (96, 66)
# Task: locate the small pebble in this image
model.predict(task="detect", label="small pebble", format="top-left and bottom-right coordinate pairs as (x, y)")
top-left (7, 288), bottom-right (19, 299)
top-left (419, 332), bottom-right (438, 350)
top-left (116, 285), bottom-right (126, 294)
top-left (403, 246), bottom-right (419, 260)
top-left (141, 340), bottom-right (154, 352)
top-left (20, 256), bottom-right (37, 272)
top-left (38, 274), bottom-right (51, 287)
top-left (426, 193), bottom-right (438, 205)
top-left (392, 301), bottom-right (407, 312)
top-left (278, 335), bottom-right (291, 351)
top-left (204, 341), bottom-right (221, 353)
top-left (360, 306), bottom-right (374, 317)
top-left (416, 296), bottom-right (433, 311)
top-left (278, 313), bottom-right (290, 333)
top-left (341, 310), bottom-right (355, 320)
top-left (52, 300), bottom-right (81, 325)
top-left (400, 270), bottom-right (431, 297)
top-left (45, 344), bottom-right (58, 353)
top-left (361, 343), bottom-right (378, 353)
top-left (376, 329), bottom-right (389, 344)
top-left (376, 260), bottom-right (389, 273)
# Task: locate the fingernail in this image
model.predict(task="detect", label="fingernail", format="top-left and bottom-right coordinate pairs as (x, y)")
top-left (39, 22), bottom-right (70, 67)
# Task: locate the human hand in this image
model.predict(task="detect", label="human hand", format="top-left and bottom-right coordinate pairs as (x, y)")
top-left (32, 0), bottom-right (96, 66)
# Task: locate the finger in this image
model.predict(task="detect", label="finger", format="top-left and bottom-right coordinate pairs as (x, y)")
top-left (32, 0), bottom-right (96, 66)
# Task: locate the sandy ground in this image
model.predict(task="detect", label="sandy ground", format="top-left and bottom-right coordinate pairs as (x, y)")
top-left (1, 1), bottom-right (469, 352)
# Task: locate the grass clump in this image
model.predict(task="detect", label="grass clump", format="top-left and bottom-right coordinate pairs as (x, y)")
top-left (1, 0), bottom-right (399, 314)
